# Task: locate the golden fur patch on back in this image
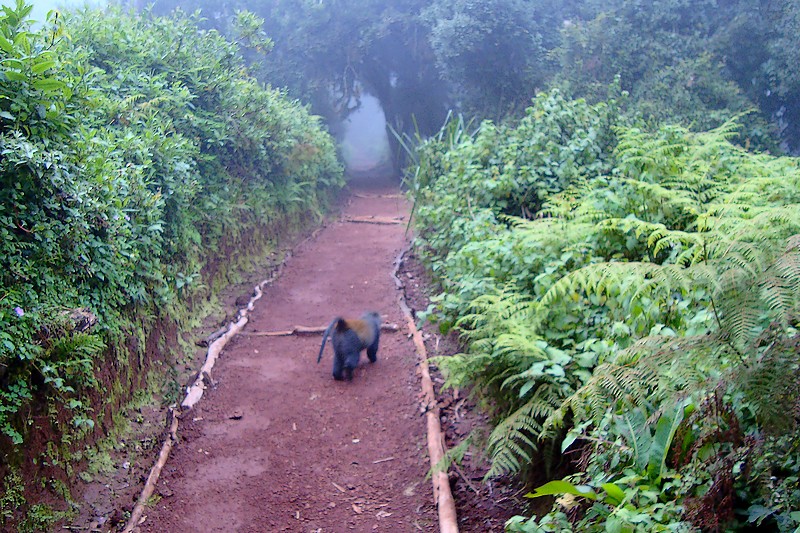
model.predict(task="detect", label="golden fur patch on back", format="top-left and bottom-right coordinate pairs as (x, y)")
top-left (345, 319), bottom-right (375, 345)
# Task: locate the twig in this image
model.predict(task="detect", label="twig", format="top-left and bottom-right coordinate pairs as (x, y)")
top-left (372, 456), bottom-right (396, 464)
top-left (244, 323), bottom-right (399, 337)
top-left (195, 325), bottom-right (228, 347)
top-left (451, 458), bottom-right (480, 495)
top-left (392, 243), bottom-right (459, 533)
top-left (15, 220), bottom-right (33, 234)
top-left (344, 216), bottom-right (404, 225)
top-left (353, 193), bottom-right (405, 199)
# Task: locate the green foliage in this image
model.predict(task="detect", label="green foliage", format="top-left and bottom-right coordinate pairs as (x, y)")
top-left (0, 3), bottom-right (343, 517)
top-left (0, 468), bottom-right (25, 526)
top-left (412, 89), bottom-right (621, 273)
top-left (18, 503), bottom-right (68, 533)
top-left (411, 93), bottom-right (800, 529)
top-left (552, 0), bottom-right (783, 152)
top-left (0, 0), bottom-right (78, 138)
top-left (762, 0), bottom-right (800, 99)
top-left (420, 0), bottom-right (558, 118)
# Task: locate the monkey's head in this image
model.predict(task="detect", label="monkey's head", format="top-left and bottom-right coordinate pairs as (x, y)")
top-left (364, 311), bottom-right (381, 324)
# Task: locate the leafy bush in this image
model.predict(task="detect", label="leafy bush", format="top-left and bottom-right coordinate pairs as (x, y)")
top-left (0, 2), bottom-right (343, 516)
top-left (410, 91), bottom-right (800, 530)
top-left (412, 88), bottom-right (621, 265)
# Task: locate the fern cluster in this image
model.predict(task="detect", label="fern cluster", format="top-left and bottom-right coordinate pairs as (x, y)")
top-left (412, 102), bottom-right (800, 529)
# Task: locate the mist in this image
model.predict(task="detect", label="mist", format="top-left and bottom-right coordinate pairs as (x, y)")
top-left (29, 0), bottom-right (104, 25)
top-left (338, 94), bottom-right (391, 177)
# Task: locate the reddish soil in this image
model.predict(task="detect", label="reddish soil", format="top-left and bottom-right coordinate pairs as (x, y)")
top-left (132, 184), bottom-right (438, 532)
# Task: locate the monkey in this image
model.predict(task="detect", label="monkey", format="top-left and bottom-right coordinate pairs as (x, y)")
top-left (317, 311), bottom-right (381, 381)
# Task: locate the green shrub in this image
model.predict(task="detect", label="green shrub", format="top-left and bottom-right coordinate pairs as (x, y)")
top-left (410, 93), bottom-right (800, 530)
top-left (0, 0), bottom-right (342, 505)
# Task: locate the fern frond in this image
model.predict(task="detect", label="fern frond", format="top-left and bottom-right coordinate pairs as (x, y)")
top-left (430, 432), bottom-right (475, 476)
top-left (543, 332), bottom-right (723, 437)
top-left (485, 404), bottom-right (541, 478)
top-left (738, 332), bottom-right (800, 432)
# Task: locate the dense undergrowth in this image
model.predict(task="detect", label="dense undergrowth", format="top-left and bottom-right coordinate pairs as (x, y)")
top-left (410, 90), bottom-right (800, 531)
top-left (0, 2), bottom-right (342, 528)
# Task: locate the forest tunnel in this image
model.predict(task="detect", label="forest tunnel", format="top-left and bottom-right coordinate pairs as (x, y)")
top-left (338, 93), bottom-right (395, 183)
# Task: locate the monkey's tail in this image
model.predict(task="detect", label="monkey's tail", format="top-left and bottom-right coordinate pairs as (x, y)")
top-left (317, 318), bottom-right (338, 363)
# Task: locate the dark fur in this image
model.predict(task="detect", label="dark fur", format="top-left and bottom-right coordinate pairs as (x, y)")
top-left (317, 311), bottom-right (381, 381)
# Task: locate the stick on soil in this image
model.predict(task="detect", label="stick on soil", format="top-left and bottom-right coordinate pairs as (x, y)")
top-left (393, 244), bottom-right (460, 533)
top-left (243, 322), bottom-right (399, 337)
top-left (344, 215), bottom-right (404, 225)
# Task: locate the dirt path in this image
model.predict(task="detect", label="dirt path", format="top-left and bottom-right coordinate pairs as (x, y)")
top-left (136, 184), bottom-right (438, 532)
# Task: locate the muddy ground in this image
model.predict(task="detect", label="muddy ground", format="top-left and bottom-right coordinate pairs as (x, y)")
top-left (69, 181), bottom-right (526, 533)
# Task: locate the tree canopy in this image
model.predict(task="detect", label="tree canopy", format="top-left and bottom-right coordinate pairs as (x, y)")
top-left (148, 0), bottom-right (800, 154)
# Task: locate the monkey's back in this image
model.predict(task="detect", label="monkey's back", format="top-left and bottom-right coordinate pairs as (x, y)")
top-left (332, 327), bottom-right (365, 355)
top-left (345, 318), bottom-right (376, 346)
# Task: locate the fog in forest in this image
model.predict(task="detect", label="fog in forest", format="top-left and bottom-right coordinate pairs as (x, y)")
top-left (339, 93), bottom-right (392, 177)
top-left (48, 0), bottom-right (800, 161)
top-left (29, 0), bottom-right (103, 26)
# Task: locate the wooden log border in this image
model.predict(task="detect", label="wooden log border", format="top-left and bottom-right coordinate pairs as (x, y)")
top-left (121, 231), bottom-right (307, 532)
top-left (122, 265), bottom-right (285, 532)
top-left (392, 243), bottom-right (460, 533)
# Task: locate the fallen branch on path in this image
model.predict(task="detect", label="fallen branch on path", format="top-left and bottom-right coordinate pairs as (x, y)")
top-left (393, 244), bottom-right (459, 533)
top-left (243, 322), bottom-right (399, 337)
top-left (344, 215), bottom-right (404, 225)
top-left (353, 193), bottom-right (405, 199)
top-left (451, 457), bottom-right (481, 495)
top-left (122, 407), bottom-right (179, 533)
top-left (123, 256), bottom-right (293, 533)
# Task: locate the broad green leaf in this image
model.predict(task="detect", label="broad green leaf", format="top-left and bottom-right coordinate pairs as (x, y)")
top-left (646, 399), bottom-right (688, 480)
top-left (519, 379), bottom-right (535, 398)
top-left (600, 483), bottom-right (626, 506)
top-left (525, 480), bottom-right (597, 500)
top-left (746, 505), bottom-right (773, 524)
top-left (3, 70), bottom-right (26, 81)
top-left (561, 430), bottom-right (579, 453)
top-left (2, 58), bottom-right (23, 69)
top-left (615, 408), bottom-right (651, 471)
top-left (0, 34), bottom-right (13, 54)
top-left (31, 60), bottom-right (55, 74)
top-left (32, 78), bottom-right (65, 92)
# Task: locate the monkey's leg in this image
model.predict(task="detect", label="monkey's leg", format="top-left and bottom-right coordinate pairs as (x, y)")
top-left (366, 343), bottom-right (378, 363)
top-left (332, 353), bottom-right (346, 381)
top-left (343, 351), bottom-right (360, 381)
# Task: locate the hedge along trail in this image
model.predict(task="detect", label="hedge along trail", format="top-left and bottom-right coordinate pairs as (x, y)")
top-left (0, 4), bottom-right (343, 527)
